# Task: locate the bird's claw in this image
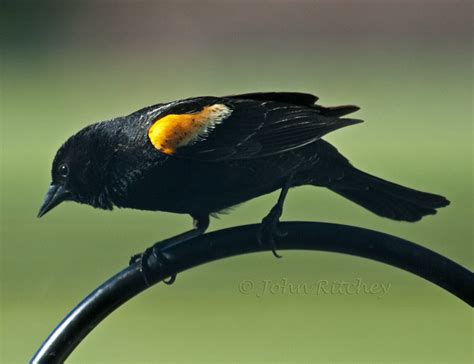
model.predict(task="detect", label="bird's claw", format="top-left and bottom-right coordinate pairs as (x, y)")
top-left (129, 247), bottom-right (178, 286)
top-left (274, 226), bottom-right (288, 238)
top-left (257, 207), bottom-right (285, 258)
top-left (163, 275), bottom-right (177, 285)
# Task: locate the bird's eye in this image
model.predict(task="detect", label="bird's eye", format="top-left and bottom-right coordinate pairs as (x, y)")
top-left (58, 164), bottom-right (69, 178)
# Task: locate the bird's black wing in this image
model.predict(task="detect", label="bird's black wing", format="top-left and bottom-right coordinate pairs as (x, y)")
top-left (146, 93), bottom-right (362, 161)
top-left (224, 91), bottom-right (319, 107)
top-left (226, 92), bottom-right (360, 117)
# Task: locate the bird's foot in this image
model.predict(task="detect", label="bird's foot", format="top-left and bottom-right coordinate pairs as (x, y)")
top-left (129, 215), bottom-right (209, 286)
top-left (129, 247), bottom-right (177, 286)
top-left (257, 206), bottom-right (287, 258)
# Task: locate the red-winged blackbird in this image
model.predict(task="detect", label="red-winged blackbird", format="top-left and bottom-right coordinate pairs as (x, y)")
top-left (38, 92), bottom-right (449, 258)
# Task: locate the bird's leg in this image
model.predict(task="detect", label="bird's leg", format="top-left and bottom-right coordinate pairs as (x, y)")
top-left (257, 175), bottom-right (293, 258)
top-left (130, 214), bottom-right (210, 286)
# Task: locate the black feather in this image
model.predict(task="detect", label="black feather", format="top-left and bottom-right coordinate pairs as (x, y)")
top-left (225, 91), bottom-right (318, 106)
top-left (312, 140), bottom-right (450, 222)
top-left (174, 97), bottom-right (362, 161)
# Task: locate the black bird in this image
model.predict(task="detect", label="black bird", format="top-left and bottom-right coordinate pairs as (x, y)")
top-left (38, 92), bottom-right (449, 262)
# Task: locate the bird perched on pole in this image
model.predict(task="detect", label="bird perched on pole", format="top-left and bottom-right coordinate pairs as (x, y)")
top-left (38, 92), bottom-right (449, 265)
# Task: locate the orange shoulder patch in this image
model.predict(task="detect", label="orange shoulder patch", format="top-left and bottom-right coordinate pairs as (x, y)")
top-left (148, 104), bottom-right (232, 155)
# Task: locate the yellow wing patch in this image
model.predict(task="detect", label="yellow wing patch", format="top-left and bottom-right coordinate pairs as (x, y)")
top-left (148, 104), bottom-right (232, 155)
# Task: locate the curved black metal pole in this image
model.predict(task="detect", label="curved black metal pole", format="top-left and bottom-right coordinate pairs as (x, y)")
top-left (31, 222), bottom-right (473, 364)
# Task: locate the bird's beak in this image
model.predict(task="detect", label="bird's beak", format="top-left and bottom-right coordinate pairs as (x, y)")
top-left (37, 183), bottom-right (72, 218)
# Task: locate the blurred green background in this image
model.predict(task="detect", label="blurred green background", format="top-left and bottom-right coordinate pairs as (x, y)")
top-left (1, 1), bottom-right (472, 363)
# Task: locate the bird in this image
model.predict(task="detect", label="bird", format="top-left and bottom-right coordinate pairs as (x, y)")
top-left (38, 91), bottom-right (450, 271)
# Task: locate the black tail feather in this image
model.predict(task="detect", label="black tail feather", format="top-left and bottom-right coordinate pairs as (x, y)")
top-left (313, 105), bottom-right (360, 117)
top-left (328, 168), bottom-right (450, 222)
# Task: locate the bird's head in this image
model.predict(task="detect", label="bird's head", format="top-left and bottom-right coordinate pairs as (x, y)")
top-left (38, 125), bottom-right (114, 218)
